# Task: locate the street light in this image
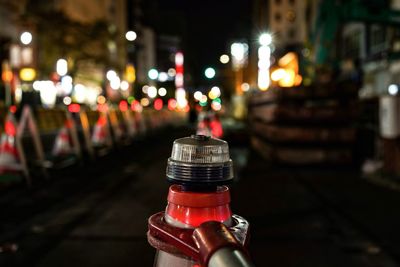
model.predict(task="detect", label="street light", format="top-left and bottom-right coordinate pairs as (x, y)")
top-left (230, 42), bottom-right (248, 93)
top-left (259, 33), bottom-right (272, 46)
top-left (230, 42), bottom-right (249, 119)
top-left (258, 33), bottom-right (272, 91)
top-left (20, 32), bottom-right (32, 45)
top-left (56, 58), bottom-right (68, 76)
top-left (125, 31), bottom-right (137, 41)
top-left (230, 43), bottom-right (248, 69)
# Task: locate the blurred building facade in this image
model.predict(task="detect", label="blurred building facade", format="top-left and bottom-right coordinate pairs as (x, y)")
top-left (249, 0), bottom-right (400, 173)
top-left (0, 0), bottom-right (136, 106)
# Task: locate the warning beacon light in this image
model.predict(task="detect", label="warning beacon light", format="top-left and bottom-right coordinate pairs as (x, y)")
top-left (148, 135), bottom-right (254, 267)
top-left (166, 135), bottom-right (233, 189)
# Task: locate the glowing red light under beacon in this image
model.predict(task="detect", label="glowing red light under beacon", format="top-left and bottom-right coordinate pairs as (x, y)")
top-left (166, 185), bottom-right (232, 228)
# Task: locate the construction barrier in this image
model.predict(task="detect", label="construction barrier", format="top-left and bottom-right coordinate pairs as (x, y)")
top-left (0, 104), bottom-right (187, 187)
top-left (0, 106), bottom-right (50, 185)
top-left (0, 110), bottom-right (28, 185)
top-left (78, 109), bottom-right (112, 158)
top-left (35, 108), bottom-right (81, 169)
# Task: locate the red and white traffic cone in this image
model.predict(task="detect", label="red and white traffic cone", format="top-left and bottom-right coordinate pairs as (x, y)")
top-left (148, 135), bottom-right (252, 267)
top-left (92, 115), bottom-right (108, 147)
top-left (52, 126), bottom-right (72, 157)
top-left (0, 112), bottom-right (23, 174)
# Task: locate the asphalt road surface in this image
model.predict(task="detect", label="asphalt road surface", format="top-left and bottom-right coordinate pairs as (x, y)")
top-left (1, 125), bottom-right (400, 267)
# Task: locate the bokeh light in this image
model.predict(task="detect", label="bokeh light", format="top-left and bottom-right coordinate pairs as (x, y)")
top-left (20, 32), bottom-right (32, 45)
top-left (158, 87), bottom-right (167, 96)
top-left (125, 31), bottom-right (137, 41)
top-left (204, 67), bottom-right (216, 79)
top-left (220, 54), bottom-right (230, 64)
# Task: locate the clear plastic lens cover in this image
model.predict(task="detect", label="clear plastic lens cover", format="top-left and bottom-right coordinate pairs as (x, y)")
top-left (170, 136), bottom-right (230, 164)
top-left (167, 135), bottom-right (234, 184)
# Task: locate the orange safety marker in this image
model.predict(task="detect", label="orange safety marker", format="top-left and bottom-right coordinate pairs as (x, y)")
top-left (0, 112), bottom-right (23, 174)
top-left (52, 126), bottom-right (72, 157)
top-left (91, 114), bottom-right (108, 147)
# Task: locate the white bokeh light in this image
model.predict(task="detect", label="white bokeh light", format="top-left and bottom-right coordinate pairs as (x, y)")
top-left (56, 59), bottom-right (68, 76)
top-left (158, 87), bottom-right (167, 96)
top-left (106, 70), bottom-right (117, 81)
top-left (205, 67), bottom-right (216, 79)
top-left (110, 77), bottom-right (121, 90)
top-left (147, 86), bottom-right (157, 98)
top-left (388, 84), bottom-right (399, 95)
top-left (20, 32), bottom-right (32, 45)
top-left (194, 91), bottom-right (202, 101)
top-left (158, 72), bottom-right (168, 82)
top-left (148, 69), bottom-right (159, 80)
top-left (220, 54), bottom-right (230, 64)
top-left (63, 96), bottom-right (72, 105)
top-left (120, 80), bottom-right (129, 91)
top-left (125, 31), bottom-right (137, 41)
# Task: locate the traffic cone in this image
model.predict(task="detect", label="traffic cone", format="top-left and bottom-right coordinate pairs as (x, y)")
top-left (0, 112), bottom-right (23, 174)
top-left (92, 115), bottom-right (108, 147)
top-left (148, 135), bottom-right (252, 267)
top-left (52, 126), bottom-right (72, 157)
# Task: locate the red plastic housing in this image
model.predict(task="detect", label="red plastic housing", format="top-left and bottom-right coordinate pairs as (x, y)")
top-left (165, 185), bottom-right (232, 227)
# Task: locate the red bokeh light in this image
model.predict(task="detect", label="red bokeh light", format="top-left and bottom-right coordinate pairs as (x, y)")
top-left (154, 98), bottom-right (163, 111)
top-left (119, 100), bottom-right (128, 112)
top-left (68, 103), bottom-right (80, 113)
top-left (167, 98), bottom-right (177, 111)
top-left (9, 105), bottom-right (17, 114)
top-left (5, 120), bottom-right (16, 136)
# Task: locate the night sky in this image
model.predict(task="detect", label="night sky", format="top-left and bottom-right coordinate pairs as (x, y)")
top-left (151, 0), bottom-right (253, 87)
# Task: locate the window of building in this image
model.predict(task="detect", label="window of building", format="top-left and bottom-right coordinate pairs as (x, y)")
top-left (343, 31), bottom-right (361, 58)
top-left (286, 10), bottom-right (296, 22)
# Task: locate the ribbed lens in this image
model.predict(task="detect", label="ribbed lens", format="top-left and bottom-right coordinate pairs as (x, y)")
top-left (166, 135), bottom-right (234, 186)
